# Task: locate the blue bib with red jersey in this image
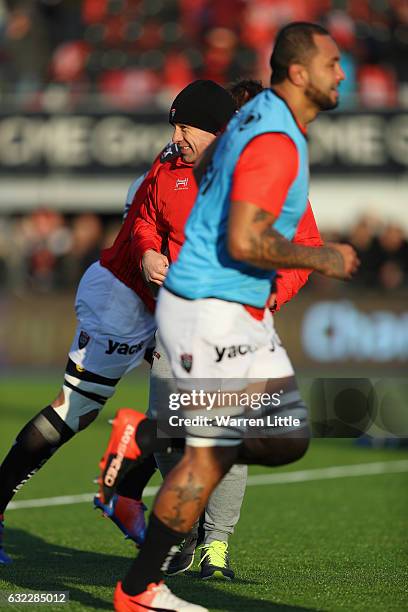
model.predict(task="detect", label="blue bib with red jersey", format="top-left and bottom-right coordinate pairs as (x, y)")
top-left (165, 89), bottom-right (309, 308)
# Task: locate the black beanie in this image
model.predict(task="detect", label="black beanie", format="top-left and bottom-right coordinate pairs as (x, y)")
top-left (169, 80), bottom-right (236, 134)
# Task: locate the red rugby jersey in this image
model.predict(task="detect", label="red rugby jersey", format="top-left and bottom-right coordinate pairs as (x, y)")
top-left (132, 155), bottom-right (197, 266)
top-left (100, 154), bottom-right (197, 313)
top-left (99, 154), bottom-right (163, 313)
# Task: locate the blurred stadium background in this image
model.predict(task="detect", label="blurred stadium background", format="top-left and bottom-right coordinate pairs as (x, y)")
top-left (0, 0), bottom-right (407, 383)
top-left (0, 2), bottom-right (407, 611)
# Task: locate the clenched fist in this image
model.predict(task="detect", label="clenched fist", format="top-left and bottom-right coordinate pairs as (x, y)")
top-left (142, 249), bottom-right (169, 286)
top-left (322, 243), bottom-right (360, 280)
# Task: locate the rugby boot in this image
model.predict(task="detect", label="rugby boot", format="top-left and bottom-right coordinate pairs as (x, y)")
top-left (113, 581), bottom-right (208, 612)
top-left (164, 529), bottom-right (198, 576)
top-left (199, 540), bottom-right (234, 580)
top-left (95, 408), bottom-right (146, 505)
top-left (0, 514), bottom-right (12, 564)
top-left (94, 494), bottom-right (147, 546)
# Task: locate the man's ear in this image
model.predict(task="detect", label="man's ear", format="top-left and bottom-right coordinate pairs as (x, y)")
top-left (288, 63), bottom-right (307, 87)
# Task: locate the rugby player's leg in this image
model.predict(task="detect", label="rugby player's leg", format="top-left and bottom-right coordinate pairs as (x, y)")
top-left (121, 443), bottom-right (238, 595)
top-left (199, 462), bottom-right (247, 579)
top-left (0, 383), bottom-right (81, 565)
top-left (93, 340), bottom-right (165, 543)
top-left (0, 351), bottom-right (121, 564)
top-left (145, 335), bottom-right (200, 573)
top-left (0, 262), bottom-right (156, 559)
top-left (147, 332), bottom-right (246, 578)
top-left (0, 361), bottom-right (117, 516)
top-left (115, 333), bottom-right (174, 506)
top-left (202, 464), bottom-right (247, 545)
top-left (67, 264), bottom-right (157, 545)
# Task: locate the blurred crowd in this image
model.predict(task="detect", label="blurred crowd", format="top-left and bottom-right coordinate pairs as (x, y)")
top-left (0, 209), bottom-right (120, 292)
top-left (0, 0), bottom-right (407, 111)
top-left (311, 215), bottom-right (408, 293)
top-left (0, 208), bottom-right (407, 294)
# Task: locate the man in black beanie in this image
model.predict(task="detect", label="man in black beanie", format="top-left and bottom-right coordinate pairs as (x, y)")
top-left (169, 80), bottom-right (236, 163)
top-left (140, 79), bottom-right (236, 288)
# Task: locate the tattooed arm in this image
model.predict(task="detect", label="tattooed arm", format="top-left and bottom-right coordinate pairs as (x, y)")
top-left (228, 200), bottom-right (359, 280)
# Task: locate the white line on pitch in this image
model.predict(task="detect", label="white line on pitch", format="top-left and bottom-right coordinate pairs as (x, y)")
top-left (7, 459), bottom-right (408, 511)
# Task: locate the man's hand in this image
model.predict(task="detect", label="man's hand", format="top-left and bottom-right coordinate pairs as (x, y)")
top-left (321, 243), bottom-right (360, 280)
top-left (142, 249), bottom-right (169, 286)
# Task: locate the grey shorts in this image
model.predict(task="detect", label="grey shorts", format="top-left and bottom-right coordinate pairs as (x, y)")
top-left (147, 331), bottom-right (176, 419)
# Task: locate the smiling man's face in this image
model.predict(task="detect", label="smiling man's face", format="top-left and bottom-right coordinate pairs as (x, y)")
top-left (172, 124), bottom-right (216, 163)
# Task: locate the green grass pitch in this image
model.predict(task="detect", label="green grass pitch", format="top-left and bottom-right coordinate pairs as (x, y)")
top-left (0, 372), bottom-right (407, 611)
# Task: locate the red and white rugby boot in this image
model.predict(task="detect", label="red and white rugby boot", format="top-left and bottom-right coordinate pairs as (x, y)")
top-left (94, 409), bottom-right (147, 545)
top-left (113, 581), bottom-right (208, 612)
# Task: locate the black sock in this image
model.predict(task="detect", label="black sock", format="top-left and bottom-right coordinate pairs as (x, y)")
top-left (0, 406), bottom-right (74, 513)
top-left (117, 454), bottom-right (157, 500)
top-left (122, 512), bottom-right (187, 595)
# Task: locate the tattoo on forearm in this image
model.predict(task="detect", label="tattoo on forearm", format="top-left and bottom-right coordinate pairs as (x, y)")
top-left (246, 210), bottom-right (343, 274)
top-left (162, 471), bottom-right (204, 530)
